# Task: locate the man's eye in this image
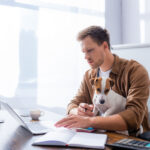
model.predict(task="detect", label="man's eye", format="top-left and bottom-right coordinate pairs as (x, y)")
top-left (87, 49), bottom-right (93, 53)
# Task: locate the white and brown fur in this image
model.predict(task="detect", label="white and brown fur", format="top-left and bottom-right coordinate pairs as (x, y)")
top-left (91, 77), bottom-right (143, 135)
top-left (91, 77), bottom-right (126, 117)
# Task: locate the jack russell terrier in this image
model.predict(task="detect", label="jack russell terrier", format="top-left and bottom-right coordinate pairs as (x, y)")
top-left (91, 77), bottom-right (143, 136)
top-left (91, 77), bottom-right (126, 117)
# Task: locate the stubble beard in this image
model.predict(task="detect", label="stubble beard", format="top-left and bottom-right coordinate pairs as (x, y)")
top-left (90, 60), bottom-right (103, 69)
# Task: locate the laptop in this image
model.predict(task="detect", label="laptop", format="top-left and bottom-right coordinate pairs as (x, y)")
top-left (1, 101), bottom-right (52, 135)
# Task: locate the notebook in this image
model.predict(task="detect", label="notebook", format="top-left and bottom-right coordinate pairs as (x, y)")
top-left (33, 128), bottom-right (107, 149)
top-left (1, 101), bottom-right (51, 135)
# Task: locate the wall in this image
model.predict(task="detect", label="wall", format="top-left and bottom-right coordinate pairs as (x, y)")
top-left (105, 0), bottom-right (150, 45)
top-left (112, 43), bottom-right (150, 110)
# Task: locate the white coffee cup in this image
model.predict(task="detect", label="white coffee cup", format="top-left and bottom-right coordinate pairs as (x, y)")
top-left (30, 109), bottom-right (44, 120)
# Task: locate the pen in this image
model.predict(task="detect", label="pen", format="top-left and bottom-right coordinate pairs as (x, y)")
top-left (84, 108), bottom-right (87, 112)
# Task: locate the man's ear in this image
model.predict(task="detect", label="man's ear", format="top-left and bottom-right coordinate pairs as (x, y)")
top-left (103, 41), bottom-right (109, 50)
top-left (108, 78), bottom-right (114, 88)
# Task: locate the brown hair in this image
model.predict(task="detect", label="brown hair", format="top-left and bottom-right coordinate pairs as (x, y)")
top-left (77, 26), bottom-right (110, 49)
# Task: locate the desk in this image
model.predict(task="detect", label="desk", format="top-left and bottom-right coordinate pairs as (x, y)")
top-left (0, 109), bottom-right (144, 150)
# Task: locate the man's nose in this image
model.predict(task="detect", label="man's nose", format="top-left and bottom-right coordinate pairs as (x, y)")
top-left (84, 53), bottom-right (89, 60)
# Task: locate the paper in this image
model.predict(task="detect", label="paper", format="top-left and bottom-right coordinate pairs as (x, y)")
top-left (33, 128), bottom-right (107, 149)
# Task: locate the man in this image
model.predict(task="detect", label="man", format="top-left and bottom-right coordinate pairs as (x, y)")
top-left (55, 26), bottom-right (150, 136)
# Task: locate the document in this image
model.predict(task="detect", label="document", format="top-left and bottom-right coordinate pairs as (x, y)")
top-left (33, 128), bottom-right (107, 149)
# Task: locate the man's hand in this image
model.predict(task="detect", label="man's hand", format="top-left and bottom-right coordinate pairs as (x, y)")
top-left (55, 114), bottom-right (91, 129)
top-left (77, 103), bottom-right (94, 116)
top-left (70, 103), bottom-right (94, 116)
top-left (55, 113), bottom-right (127, 131)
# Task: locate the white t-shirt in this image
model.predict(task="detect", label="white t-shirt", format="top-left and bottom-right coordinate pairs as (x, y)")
top-left (99, 68), bottom-right (112, 78)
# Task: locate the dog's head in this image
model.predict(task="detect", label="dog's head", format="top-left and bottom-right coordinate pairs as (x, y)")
top-left (91, 77), bottom-right (114, 107)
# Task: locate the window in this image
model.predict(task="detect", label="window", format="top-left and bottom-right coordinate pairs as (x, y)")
top-left (0, 0), bottom-right (105, 108)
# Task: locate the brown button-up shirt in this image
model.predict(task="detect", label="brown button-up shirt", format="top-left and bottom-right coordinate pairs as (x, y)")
top-left (67, 55), bottom-right (150, 135)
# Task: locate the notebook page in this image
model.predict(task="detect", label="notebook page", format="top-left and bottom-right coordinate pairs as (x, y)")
top-left (68, 132), bottom-right (107, 149)
top-left (33, 128), bottom-right (75, 146)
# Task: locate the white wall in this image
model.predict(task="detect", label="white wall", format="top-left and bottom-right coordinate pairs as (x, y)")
top-left (112, 43), bottom-right (150, 110)
top-left (105, 0), bottom-right (150, 45)
top-left (112, 43), bottom-right (150, 76)
top-left (122, 0), bottom-right (140, 43)
top-left (105, 0), bottom-right (122, 44)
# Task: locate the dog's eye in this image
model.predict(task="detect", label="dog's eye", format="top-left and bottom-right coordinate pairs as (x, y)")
top-left (95, 79), bottom-right (98, 82)
top-left (97, 88), bottom-right (101, 92)
top-left (104, 89), bottom-right (109, 94)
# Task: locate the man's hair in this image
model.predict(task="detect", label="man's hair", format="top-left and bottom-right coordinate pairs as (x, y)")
top-left (77, 26), bottom-right (110, 49)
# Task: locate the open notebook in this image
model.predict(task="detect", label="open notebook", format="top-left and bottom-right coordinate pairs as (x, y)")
top-left (33, 128), bottom-right (107, 149)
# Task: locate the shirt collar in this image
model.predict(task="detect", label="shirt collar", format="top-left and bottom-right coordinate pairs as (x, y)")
top-left (111, 54), bottom-right (121, 75)
top-left (90, 54), bottom-right (121, 78)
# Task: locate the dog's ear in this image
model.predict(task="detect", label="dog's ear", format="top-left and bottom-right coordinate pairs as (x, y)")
top-left (95, 77), bottom-right (101, 84)
top-left (108, 78), bottom-right (114, 88)
top-left (90, 78), bottom-right (95, 85)
top-left (90, 77), bottom-right (100, 85)
top-left (95, 78), bottom-right (99, 83)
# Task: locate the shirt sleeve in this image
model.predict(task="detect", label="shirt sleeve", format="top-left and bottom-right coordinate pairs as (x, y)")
top-left (118, 63), bottom-right (149, 132)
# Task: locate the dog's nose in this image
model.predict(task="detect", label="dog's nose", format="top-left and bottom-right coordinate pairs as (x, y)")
top-left (99, 99), bottom-right (105, 104)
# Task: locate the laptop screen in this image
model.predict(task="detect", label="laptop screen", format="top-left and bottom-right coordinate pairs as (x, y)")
top-left (1, 101), bottom-right (29, 129)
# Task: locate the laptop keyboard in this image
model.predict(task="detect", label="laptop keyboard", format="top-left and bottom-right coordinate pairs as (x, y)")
top-left (27, 122), bottom-right (49, 132)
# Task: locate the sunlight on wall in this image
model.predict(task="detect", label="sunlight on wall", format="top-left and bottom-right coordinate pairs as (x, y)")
top-left (0, 6), bottom-right (20, 97)
top-left (37, 3), bottom-right (105, 108)
top-left (140, 20), bottom-right (145, 43)
top-left (0, 0), bottom-right (105, 108)
top-left (139, 0), bottom-right (145, 43)
top-left (139, 0), bottom-right (145, 14)
top-left (139, 0), bottom-right (150, 43)
top-left (16, 0), bottom-right (105, 13)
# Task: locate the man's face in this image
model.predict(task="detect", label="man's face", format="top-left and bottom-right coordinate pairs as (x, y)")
top-left (81, 36), bottom-right (106, 69)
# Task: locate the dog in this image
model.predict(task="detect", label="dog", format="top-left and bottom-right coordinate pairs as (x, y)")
top-left (90, 77), bottom-right (144, 136)
top-left (91, 77), bottom-right (129, 135)
top-left (91, 77), bottom-right (126, 117)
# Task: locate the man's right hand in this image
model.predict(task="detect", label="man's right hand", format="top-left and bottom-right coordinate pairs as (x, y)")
top-left (69, 103), bottom-right (94, 117)
top-left (77, 103), bottom-right (94, 117)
